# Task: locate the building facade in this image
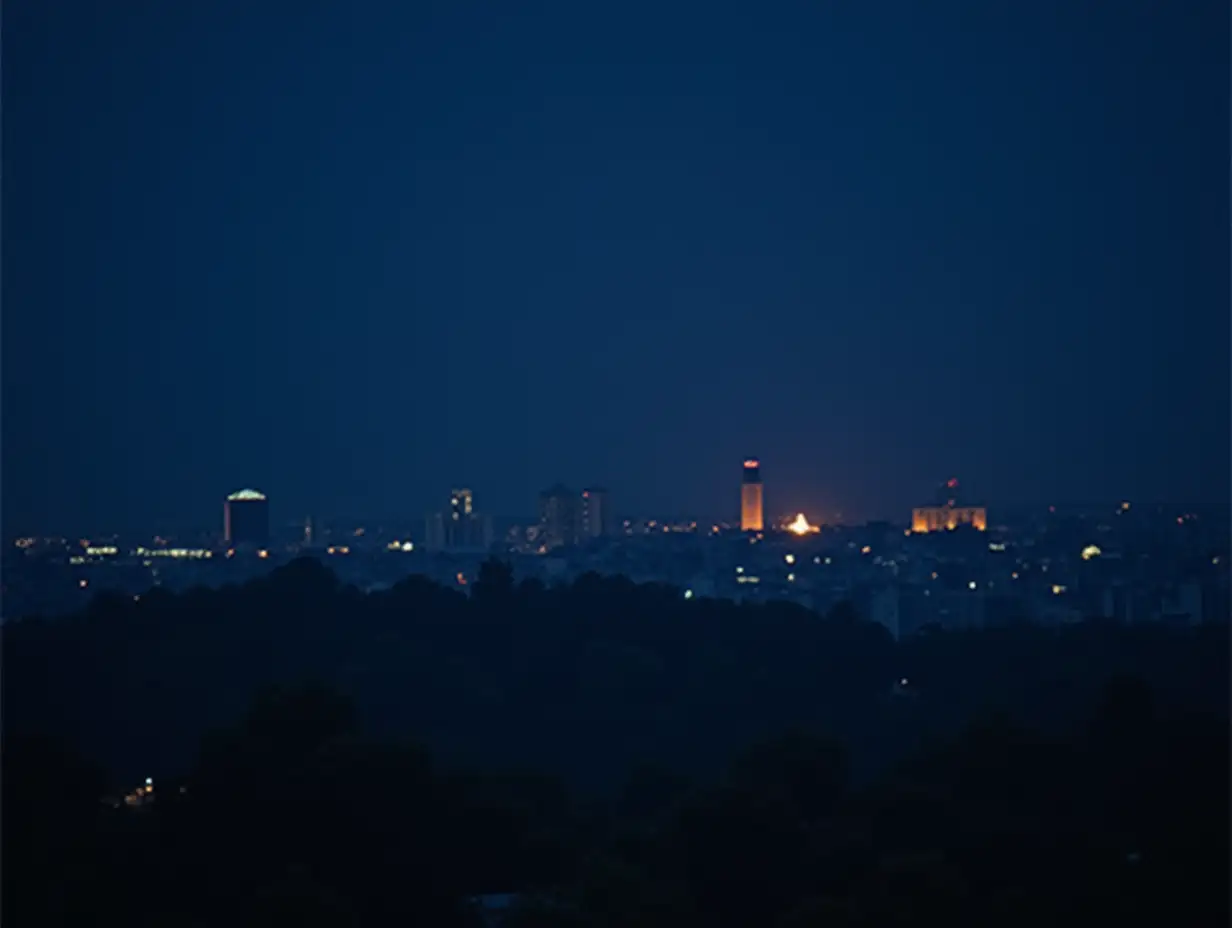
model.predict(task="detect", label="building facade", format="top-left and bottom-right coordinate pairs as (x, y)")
top-left (224, 489), bottom-right (270, 547)
top-left (580, 487), bottom-right (611, 540)
top-left (425, 488), bottom-right (492, 551)
top-left (539, 484), bottom-right (580, 549)
top-left (740, 459), bottom-right (764, 532)
top-left (911, 506), bottom-right (988, 533)
top-left (911, 478), bottom-right (987, 533)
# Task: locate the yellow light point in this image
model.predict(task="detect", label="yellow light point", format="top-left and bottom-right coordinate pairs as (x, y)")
top-left (784, 553), bottom-right (796, 565)
top-left (257, 549), bottom-right (269, 559)
top-left (1081, 545), bottom-right (1101, 561)
top-left (1052, 584), bottom-right (1066, 595)
top-left (861, 545), bottom-right (871, 555)
top-left (787, 513), bottom-right (818, 536)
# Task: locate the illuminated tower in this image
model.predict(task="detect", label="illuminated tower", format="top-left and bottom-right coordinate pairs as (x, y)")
top-left (427, 488), bottom-right (491, 550)
top-left (740, 459), bottom-right (764, 532)
top-left (224, 489), bottom-right (269, 547)
top-left (451, 488), bottom-right (474, 520)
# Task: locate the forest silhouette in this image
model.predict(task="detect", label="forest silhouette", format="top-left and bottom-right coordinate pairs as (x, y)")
top-left (3, 557), bottom-right (1228, 925)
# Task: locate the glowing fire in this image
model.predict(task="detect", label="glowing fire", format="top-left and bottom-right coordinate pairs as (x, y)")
top-left (787, 513), bottom-right (819, 536)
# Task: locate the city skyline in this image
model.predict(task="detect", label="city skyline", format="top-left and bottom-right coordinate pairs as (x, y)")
top-left (15, 462), bottom-right (1229, 545)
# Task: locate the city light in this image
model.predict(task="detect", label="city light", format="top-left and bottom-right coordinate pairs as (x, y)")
top-left (226, 489), bottom-right (267, 501)
top-left (784, 553), bottom-right (796, 565)
top-left (787, 513), bottom-right (819, 536)
top-left (684, 589), bottom-right (694, 599)
top-left (1081, 544), bottom-right (1102, 561)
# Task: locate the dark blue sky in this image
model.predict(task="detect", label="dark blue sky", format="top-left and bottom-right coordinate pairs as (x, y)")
top-left (4, 1), bottom-right (1228, 535)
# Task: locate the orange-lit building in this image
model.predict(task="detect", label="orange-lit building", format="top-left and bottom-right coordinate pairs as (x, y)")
top-left (911, 505), bottom-right (987, 533)
top-left (911, 477), bottom-right (986, 533)
top-left (740, 459), bottom-right (764, 531)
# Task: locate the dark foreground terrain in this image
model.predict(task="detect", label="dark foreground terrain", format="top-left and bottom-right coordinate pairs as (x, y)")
top-left (4, 559), bottom-right (1228, 925)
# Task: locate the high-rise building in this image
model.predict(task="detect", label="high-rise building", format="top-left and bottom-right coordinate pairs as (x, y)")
top-left (740, 459), bottom-right (763, 532)
top-left (425, 488), bottom-right (492, 551)
top-left (539, 484), bottom-right (579, 549)
top-left (580, 487), bottom-right (611, 539)
top-left (224, 489), bottom-right (269, 547)
top-left (451, 488), bottom-right (474, 520)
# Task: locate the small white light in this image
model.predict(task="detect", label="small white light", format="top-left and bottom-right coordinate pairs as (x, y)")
top-left (968, 581), bottom-right (977, 590)
top-left (684, 589), bottom-right (694, 599)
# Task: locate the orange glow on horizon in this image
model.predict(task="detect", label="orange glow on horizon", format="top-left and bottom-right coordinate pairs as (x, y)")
top-left (787, 513), bottom-right (819, 536)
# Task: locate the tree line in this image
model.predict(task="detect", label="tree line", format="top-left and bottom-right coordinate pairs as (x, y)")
top-left (3, 557), bottom-right (1227, 924)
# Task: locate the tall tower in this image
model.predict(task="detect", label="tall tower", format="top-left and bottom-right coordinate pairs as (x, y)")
top-left (224, 489), bottom-right (269, 547)
top-left (580, 487), bottom-right (610, 539)
top-left (740, 459), bottom-right (763, 531)
top-left (538, 484), bottom-right (579, 549)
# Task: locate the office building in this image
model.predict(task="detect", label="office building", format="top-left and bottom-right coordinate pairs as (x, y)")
top-left (580, 487), bottom-right (611, 539)
top-left (224, 489), bottom-right (270, 547)
top-left (740, 459), bottom-right (764, 532)
top-left (425, 488), bottom-right (492, 551)
top-left (451, 488), bottom-right (474, 520)
top-left (911, 477), bottom-right (987, 533)
top-left (539, 484), bottom-right (579, 549)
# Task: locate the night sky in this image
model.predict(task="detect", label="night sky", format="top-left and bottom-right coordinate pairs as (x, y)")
top-left (4, 1), bottom-right (1228, 536)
